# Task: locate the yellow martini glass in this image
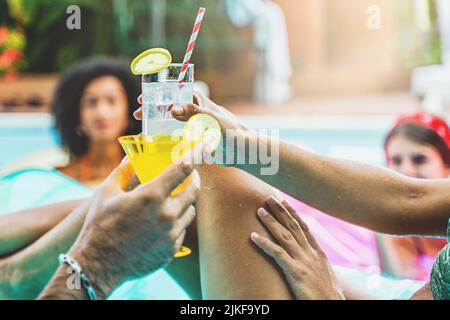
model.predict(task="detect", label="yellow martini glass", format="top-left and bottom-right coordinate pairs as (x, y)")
top-left (119, 114), bottom-right (222, 258)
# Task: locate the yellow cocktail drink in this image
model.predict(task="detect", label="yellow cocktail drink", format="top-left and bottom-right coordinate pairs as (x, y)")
top-left (118, 134), bottom-right (200, 257)
top-left (119, 134), bottom-right (199, 180)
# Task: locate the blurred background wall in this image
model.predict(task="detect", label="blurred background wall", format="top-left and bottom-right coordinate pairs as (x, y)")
top-left (279, 0), bottom-right (440, 96)
top-left (0, 0), bottom-right (444, 109)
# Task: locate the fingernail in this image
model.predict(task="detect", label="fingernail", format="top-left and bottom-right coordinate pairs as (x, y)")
top-left (251, 232), bottom-right (259, 241)
top-left (257, 208), bottom-right (269, 217)
top-left (120, 156), bottom-right (128, 165)
top-left (172, 106), bottom-right (183, 115)
top-left (267, 196), bottom-right (277, 205)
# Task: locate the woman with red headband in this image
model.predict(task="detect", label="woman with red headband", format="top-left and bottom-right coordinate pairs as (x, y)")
top-left (379, 112), bottom-right (449, 280)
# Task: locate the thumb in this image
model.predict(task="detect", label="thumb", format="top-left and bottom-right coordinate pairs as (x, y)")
top-left (171, 103), bottom-right (206, 121)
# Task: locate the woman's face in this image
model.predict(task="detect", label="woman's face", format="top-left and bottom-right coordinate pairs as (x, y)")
top-left (386, 135), bottom-right (450, 179)
top-left (79, 76), bottom-right (129, 143)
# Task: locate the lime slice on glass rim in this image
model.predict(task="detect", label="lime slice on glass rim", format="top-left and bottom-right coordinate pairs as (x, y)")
top-left (130, 48), bottom-right (172, 75)
top-left (183, 114), bottom-right (222, 153)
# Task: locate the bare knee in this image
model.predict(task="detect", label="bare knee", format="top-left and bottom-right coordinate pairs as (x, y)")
top-left (196, 165), bottom-right (294, 299)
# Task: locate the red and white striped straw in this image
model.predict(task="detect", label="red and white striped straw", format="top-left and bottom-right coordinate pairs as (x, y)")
top-left (177, 7), bottom-right (206, 83)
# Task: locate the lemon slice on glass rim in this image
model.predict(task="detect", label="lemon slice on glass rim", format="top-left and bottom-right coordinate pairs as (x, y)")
top-left (130, 48), bottom-right (172, 75)
top-left (183, 114), bottom-right (222, 152)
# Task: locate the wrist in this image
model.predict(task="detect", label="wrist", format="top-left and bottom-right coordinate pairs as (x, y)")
top-left (38, 265), bottom-right (90, 300)
top-left (68, 243), bottom-right (118, 300)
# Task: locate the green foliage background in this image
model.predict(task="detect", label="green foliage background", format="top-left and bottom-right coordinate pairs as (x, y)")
top-left (0, 0), bottom-right (240, 73)
top-left (0, 0), bottom-right (443, 74)
top-left (394, 0), bottom-right (442, 67)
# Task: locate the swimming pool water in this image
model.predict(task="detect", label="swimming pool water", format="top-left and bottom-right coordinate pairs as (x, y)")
top-left (0, 115), bottom-right (59, 168)
top-left (0, 114), bottom-right (389, 169)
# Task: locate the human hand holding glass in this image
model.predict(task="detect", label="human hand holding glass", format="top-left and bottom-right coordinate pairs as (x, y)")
top-left (134, 91), bottom-right (251, 137)
top-left (39, 160), bottom-right (199, 300)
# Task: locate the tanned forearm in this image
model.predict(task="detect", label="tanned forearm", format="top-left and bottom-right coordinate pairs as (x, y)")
top-left (0, 199), bottom-right (85, 257)
top-left (0, 198), bottom-right (92, 299)
top-left (38, 245), bottom-right (112, 300)
top-left (238, 133), bottom-right (449, 235)
top-left (37, 265), bottom-right (90, 300)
